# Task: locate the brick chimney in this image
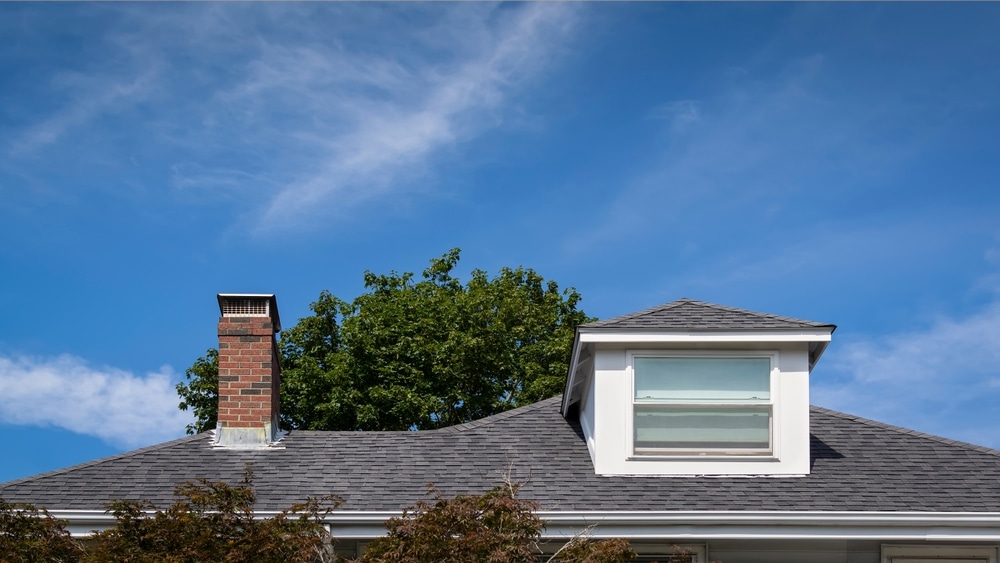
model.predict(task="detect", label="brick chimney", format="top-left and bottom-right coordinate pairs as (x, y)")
top-left (215, 294), bottom-right (282, 448)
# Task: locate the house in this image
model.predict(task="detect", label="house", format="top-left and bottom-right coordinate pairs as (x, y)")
top-left (3, 294), bottom-right (1000, 562)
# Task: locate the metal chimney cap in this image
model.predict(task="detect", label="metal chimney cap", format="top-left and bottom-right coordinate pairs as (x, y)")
top-left (217, 294), bottom-right (281, 332)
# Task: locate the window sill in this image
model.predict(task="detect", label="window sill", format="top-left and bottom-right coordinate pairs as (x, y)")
top-left (627, 454), bottom-right (779, 462)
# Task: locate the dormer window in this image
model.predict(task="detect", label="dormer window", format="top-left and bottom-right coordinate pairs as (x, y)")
top-left (562, 298), bottom-right (834, 476)
top-left (630, 352), bottom-right (776, 457)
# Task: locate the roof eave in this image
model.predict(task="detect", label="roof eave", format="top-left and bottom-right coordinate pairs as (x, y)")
top-left (576, 327), bottom-right (835, 344)
top-left (537, 510), bottom-right (1000, 541)
top-left (48, 509), bottom-right (1000, 541)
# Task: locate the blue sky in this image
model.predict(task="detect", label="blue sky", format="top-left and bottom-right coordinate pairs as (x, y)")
top-left (2, 3), bottom-right (999, 484)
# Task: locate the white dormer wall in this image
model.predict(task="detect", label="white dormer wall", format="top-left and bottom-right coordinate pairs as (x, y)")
top-left (574, 331), bottom-right (828, 476)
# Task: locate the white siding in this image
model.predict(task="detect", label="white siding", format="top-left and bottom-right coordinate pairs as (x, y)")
top-left (589, 342), bottom-right (812, 476)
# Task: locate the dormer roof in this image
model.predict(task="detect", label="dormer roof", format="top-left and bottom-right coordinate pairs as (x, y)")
top-left (563, 299), bottom-right (836, 418)
top-left (583, 298), bottom-right (836, 332)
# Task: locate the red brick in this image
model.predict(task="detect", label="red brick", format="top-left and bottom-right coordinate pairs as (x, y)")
top-left (217, 311), bottom-right (280, 435)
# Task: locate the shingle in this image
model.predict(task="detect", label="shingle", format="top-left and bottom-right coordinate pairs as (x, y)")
top-left (3, 397), bottom-right (999, 513)
top-left (583, 298), bottom-right (835, 331)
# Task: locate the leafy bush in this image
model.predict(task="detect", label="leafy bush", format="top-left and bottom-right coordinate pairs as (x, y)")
top-left (356, 478), bottom-right (635, 563)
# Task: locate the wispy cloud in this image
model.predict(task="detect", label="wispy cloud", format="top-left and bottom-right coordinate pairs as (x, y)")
top-left (170, 162), bottom-right (276, 199)
top-left (8, 72), bottom-right (155, 157)
top-left (0, 354), bottom-right (192, 449)
top-left (567, 9), bottom-right (1000, 260)
top-left (3, 4), bottom-right (579, 233)
top-left (245, 4), bottom-right (578, 232)
top-left (573, 53), bottom-right (903, 252)
top-left (665, 208), bottom-right (997, 294)
top-left (813, 294), bottom-right (1000, 448)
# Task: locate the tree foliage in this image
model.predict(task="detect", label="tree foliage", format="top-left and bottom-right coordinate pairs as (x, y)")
top-left (0, 477), bottom-right (718, 563)
top-left (356, 480), bottom-right (635, 563)
top-left (86, 467), bottom-right (340, 563)
top-left (177, 249), bottom-right (593, 433)
top-left (1, 468), bottom-right (340, 563)
top-left (176, 348), bottom-right (219, 435)
top-left (0, 498), bottom-right (83, 563)
top-left (0, 476), bottom-right (648, 563)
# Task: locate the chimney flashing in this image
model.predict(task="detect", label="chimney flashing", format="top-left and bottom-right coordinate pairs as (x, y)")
top-left (210, 427), bottom-right (287, 450)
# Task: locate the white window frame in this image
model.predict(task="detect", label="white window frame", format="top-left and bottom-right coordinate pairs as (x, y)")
top-left (626, 350), bottom-right (779, 459)
top-left (543, 542), bottom-right (705, 562)
top-left (630, 543), bottom-right (706, 562)
top-left (882, 545), bottom-right (998, 562)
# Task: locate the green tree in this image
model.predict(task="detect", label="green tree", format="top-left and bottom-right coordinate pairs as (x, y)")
top-left (177, 249), bottom-right (593, 433)
top-left (0, 498), bottom-right (84, 563)
top-left (354, 480), bottom-right (635, 563)
top-left (2, 477), bottom-right (647, 563)
top-left (176, 349), bottom-right (219, 435)
top-left (84, 467), bottom-right (340, 563)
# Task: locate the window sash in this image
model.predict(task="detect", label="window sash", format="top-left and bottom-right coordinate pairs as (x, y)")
top-left (634, 357), bottom-right (770, 402)
top-left (632, 355), bottom-right (774, 456)
top-left (634, 404), bottom-right (772, 453)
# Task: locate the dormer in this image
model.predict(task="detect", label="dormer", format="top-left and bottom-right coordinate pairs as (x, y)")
top-left (561, 299), bottom-right (835, 476)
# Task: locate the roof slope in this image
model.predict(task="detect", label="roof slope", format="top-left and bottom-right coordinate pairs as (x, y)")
top-left (3, 397), bottom-right (999, 513)
top-left (583, 298), bottom-right (835, 331)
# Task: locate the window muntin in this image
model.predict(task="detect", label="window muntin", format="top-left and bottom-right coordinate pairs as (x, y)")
top-left (632, 354), bottom-right (774, 456)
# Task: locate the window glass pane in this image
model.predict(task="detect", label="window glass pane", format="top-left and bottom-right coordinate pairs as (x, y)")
top-left (634, 357), bottom-right (770, 402)
top-left (634, 405), bottom-right (771, 451)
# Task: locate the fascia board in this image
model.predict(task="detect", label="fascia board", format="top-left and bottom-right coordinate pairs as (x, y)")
top-left (536, 511), bottom-right (1000, 541)
top-left (536, 510), bottom-right (1000, 525)
top-left (46, 511), bottom-right (117, 537)
top-left (49, 509), bottom-right (400, 539)
top-left (51, 509), bottom-right (1000, 541)
top-left (577, 330), bottom-right (833, 344)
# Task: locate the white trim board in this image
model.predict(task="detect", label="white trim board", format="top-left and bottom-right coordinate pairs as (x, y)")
top-left (47, 509), bottom-right (1000, 541)
top-left (577, 331), bottom-right (832, 343)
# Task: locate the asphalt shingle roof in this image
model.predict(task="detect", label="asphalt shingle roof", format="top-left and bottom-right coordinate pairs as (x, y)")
top-left (583, 298), bottom-right (835, 331)
top-left (4, 397), bottom-right (999, 513)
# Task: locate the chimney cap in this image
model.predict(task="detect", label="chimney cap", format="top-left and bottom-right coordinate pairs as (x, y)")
top-left (217, 294), bottom-right (281, 332)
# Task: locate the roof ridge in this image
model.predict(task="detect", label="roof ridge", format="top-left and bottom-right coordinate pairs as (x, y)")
top-left (581, 298), bottom-right (690, 327)
top-left (810, 405), bottom-right (1000, 458)
top-left (436, 396), bottom-right (563, 434)
top-left (0, 433), bottom-right (206, 490)
top-left (694, 300), bottom-right (834, 328)
top-left (583, 298), bottom-right (833, 329)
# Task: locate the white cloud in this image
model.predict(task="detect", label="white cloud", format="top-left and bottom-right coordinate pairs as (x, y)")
top-left (171, 162), bottom-right (276, 199)
top-left (569, 50), bottom-right (931, 255)
top-left (247, 3), bottom-right (578, 231)
top-left (813, 297), bottom-right (1000, 447)
top-left (7, 51), bottom-right (158, 157)
top-left (0, 354), bottom-right (193, 449)
top-left (3, 4), bottom-right (579, 233)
